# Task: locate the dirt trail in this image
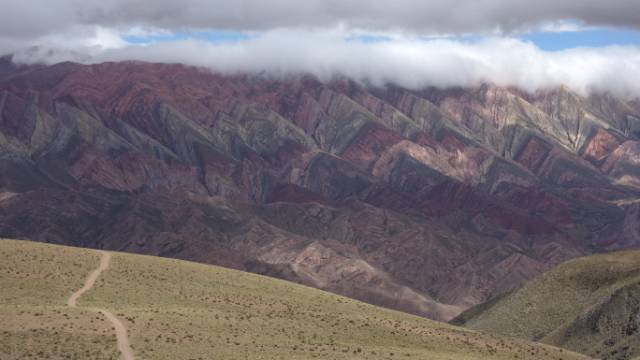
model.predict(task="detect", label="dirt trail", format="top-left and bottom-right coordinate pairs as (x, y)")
top-left (67, 251), bottom-right (111, 307)
top-left (98, 308), bottom-right (135, 360)
top-left (67, 251), bottom-right (135, 360)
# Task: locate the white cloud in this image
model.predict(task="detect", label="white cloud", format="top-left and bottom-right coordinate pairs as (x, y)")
top-left (2, 1), bottom-right (639, 98)
top-left (537, 20), bottom-right (588, 33)
top-left (10, 29), bottom-right (640, 98)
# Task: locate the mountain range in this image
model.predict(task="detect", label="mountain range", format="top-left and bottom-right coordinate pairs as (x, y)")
top-left (2, 56), bottom-right (640, 321)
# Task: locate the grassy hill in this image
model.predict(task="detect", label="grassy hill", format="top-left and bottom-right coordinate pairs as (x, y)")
top-left (0, 239), bottom-right (589, 360)
top-left (454, 250), bottom-right (640, 360)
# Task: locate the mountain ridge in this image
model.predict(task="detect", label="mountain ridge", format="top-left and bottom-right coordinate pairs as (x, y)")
top-left (2, 59), bottom-right (640, 321)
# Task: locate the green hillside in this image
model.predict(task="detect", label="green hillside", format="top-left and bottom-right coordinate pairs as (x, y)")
top-left (0, 239), bottom-right (589, 360)
top-left (454, 250), bottom-right (640, 360)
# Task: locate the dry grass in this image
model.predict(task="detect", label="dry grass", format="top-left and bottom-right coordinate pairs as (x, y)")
top-left (457, 250), bottom-right (640, 359)
top-left (0, 240), bottom-right (118, 359)
top-left (1, 239), bottom-right (590, 359)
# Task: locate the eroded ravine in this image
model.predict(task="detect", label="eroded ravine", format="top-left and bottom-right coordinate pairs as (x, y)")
top-left (67, 251), bottom-right (135, 360)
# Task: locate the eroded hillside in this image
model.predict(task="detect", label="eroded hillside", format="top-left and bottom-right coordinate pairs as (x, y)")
top-left (1, 58), bottom-right (640, 320)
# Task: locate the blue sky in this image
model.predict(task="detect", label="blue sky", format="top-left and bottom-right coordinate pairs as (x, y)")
top-left (124, 27), bottom-right (640, 51)
top-left (123, 31), bottom-right (254, 44)
top-left (520, 28), bottom-right (640, 51)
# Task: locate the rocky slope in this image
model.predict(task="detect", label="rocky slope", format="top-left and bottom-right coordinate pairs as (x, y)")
top-left (453, 250), bottom-right (640, 360)
top-left (1, 57), bottom-right (640, 321)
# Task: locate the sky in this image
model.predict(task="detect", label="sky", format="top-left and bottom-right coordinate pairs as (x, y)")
top-left (1, 0), bottom-right (640, 97)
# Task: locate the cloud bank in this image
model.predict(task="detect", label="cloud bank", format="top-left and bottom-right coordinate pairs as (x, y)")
top-left (1, 1), bottom-right (640, 98)
top-left (9, 29), bottom-right (640, 99)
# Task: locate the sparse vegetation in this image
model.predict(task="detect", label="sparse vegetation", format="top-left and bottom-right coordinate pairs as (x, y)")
top-left (456, 250), bottom-right (640, 360)
top-left (1, 239), bottom-right (590, 359)
top-left (0, 240), bottom-right (119, 359)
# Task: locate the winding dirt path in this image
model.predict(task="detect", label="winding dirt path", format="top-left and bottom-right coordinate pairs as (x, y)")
top-left (67, 251), bottom-right (111, 307)
top-left (98, 308), bottom-right (135, 360)
top-left (67, 251), bottom-right (135, 360)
